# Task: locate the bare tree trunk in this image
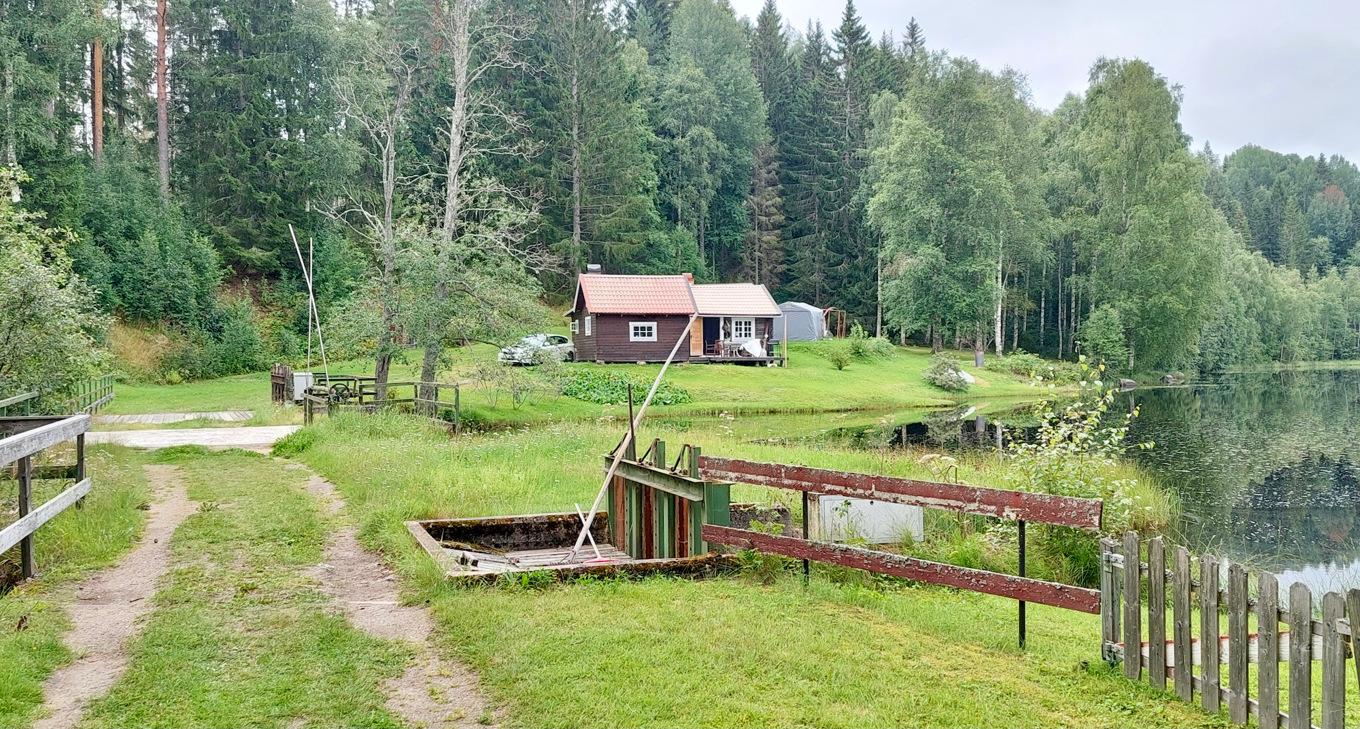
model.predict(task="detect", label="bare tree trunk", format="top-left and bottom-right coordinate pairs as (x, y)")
top-left (1039, 258), bottom-right (1046, 351)
top-left (974, 322), bottom-right (985, 367)
top-left (569, 55), bottom-right (582, 272)
top-left (993, 236), bottom-right (1003, 356)
top-left (155, 0), bottom-right (169, 200)
top-left (91, 21), bottom-right (104, 163)
top-left (374, 76), bottom-right (409, 404)
top-left (875, 246), bottom-right (883, 337)
top-left (425, 0), bottom-right (474, 395)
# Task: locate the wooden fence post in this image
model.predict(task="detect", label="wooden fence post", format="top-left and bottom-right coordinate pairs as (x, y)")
top-left (1348, 589), bottom-right (1360, 709)
top-left (1122, 532), bottom-right (1141, 681)
top-left (1100, 539), bottom-right (1117, 663)
top-left (1173, 545), bottom-right (1193, 701)
top-left (1321, 591), bottom-right (1344, 729)
top-left (1287, 582), bottom-right (1311, 729)
top-left (1258, 572), bottom-right (1280, 729)
top-left (1147, 537), bottom-right (1166, 690)
top-left (17, 454), bottom-right (33, 579)
top-left (1201, 555), bottom-right (1220, 713)
top-left (1227, 562), bottom-right (1249, 724)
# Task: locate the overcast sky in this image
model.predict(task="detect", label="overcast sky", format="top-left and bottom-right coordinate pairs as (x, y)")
top-left (728, 0), bottom-right (1360, 161)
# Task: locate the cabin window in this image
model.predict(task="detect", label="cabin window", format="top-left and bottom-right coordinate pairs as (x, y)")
top-left (571, 319), bottom-right (579, 334)
top-left (629, 321), bottom-right (657, 342)
top-left (585, 316), bottom-right (592, 336)
top-left (731, 317), bottom-right (755, 342)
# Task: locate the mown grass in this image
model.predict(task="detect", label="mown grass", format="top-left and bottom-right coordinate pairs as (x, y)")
top-left (107, 342), bottom-right (1055, 429)
top-left (284, 413), bottom-right (1216, 729)
top-left (79, 448), bottom-right (409, 729)
top-left (0, 446), bottom-right (151, 729)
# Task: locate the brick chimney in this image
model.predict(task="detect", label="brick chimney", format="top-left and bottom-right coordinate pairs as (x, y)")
top-left (683, 272), bottom-right (694, 283)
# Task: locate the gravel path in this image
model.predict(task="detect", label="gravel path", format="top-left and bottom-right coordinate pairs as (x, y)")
top-left (95, 411), bottom-right (253, 425)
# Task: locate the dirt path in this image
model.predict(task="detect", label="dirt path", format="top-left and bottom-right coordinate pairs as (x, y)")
top-left (33, 465), bottom-right (196, 729)
top-left (87, 425), bottom-right (298, 451)
top-left (299, 470), bottom-right (496, 728)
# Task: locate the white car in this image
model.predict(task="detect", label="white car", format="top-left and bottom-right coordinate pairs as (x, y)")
top-left (498, 334), bottom-right (575, 365)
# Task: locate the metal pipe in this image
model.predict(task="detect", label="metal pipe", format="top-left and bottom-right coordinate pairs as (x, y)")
top-left (1019, 519), bottom-right (1027, 648)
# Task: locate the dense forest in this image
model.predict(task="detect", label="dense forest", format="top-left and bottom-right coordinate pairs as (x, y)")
top-left (4, 0), bottom-right (1360, 391)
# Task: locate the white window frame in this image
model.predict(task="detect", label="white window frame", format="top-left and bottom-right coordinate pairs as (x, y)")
top-left (730, 317), bottom-right (756, 343)
top-left (585, 315), bottom-right (592, 336)
top-left (571, 319), bottom-right (579, 335)
top-left (629, 321), bottom-right (657, 342)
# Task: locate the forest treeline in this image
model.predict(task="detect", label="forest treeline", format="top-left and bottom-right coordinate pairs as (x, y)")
top-left (4, 0), bottom-right (1360, 385)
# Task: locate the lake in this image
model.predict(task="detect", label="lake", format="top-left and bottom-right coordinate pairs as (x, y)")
top-left (1123, 368), bottom-right (1360, 593)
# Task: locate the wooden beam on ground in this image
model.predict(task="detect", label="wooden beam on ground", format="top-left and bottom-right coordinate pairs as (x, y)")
top-left (699, 456), bottom-right (1102, 531)
top-left (0, 477), bottom-right (92, 554)
top-left (702, 524), bottom-right (1101, 614)
top-left (0, 414), bottom-right (90, 468)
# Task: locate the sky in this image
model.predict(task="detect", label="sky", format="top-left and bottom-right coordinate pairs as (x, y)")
top-left (728, 0), bottom-right (1360, 161)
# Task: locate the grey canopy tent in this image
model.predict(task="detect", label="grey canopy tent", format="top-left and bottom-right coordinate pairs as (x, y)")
top-left (778, 301), bottom-right (825, 341)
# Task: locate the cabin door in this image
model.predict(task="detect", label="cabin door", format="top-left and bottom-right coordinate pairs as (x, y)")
top-left (702, 317), bottom-right (721, 356)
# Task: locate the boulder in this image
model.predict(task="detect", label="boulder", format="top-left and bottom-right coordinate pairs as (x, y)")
top-left (1160, 372), bottom-right (1186, 385)
top-left (1118, 378), bottom-right (1137, 390)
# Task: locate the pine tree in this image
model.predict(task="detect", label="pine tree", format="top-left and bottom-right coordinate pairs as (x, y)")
top-left (780, 23), bottom-right (838, 305)
top-left (743, 140), bottom-right (784, 286)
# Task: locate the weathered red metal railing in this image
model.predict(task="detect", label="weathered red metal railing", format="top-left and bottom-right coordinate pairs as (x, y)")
top-left (1102, 532), bottom-right (1360, 729)
top-left (697, 456), bottom-right (1105, 644)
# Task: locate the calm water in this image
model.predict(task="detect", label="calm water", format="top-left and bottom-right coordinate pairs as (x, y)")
top-left (1123, 369), bottom-right (1360, 593)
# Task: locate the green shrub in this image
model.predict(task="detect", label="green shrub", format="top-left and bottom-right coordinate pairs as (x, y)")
top-left (560, 369), bottom-right (693, 406)
top-left (845, 324), bottom-right (895, 360)
top-left (1077, 305), bottom-right (1129, 372)
top-left (813, 339), bottom-right (852, 370)
top-left (923, 353), bottom-right (969, 391)
top-left (985, 351), bottom-right (1081, 384)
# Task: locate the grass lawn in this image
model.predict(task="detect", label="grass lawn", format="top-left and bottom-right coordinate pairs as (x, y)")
top-left (106, 342), bottom-right (1057, 429)
top-left (281, 413), bottom-right (1216, 728)
top-left (0, 446), bottom-right (152, 729)
top-left (80, 448), bottom-right (410, 728)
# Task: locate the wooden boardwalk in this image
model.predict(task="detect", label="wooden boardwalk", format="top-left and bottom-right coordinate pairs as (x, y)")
top-left (87, 425), bottom-right (298, 450)
top-left (95, 410), bottom-right (253, 425)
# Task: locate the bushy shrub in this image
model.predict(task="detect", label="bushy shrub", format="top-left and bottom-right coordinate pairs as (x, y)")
top-left (985, 350), bottom-right (1082, 384)
top-left (1077, 305), bottom-right (1129, 371)
top-left (923, 353), bottom-right (969, 391)
top-left (561, 369), bottom-right (692, 406)
top-left (845, 323), bottom-right (895, 359)
top-left (153, 300), bottom-right (267, 382)
top-left (813, 339), bottom-right (853, 370)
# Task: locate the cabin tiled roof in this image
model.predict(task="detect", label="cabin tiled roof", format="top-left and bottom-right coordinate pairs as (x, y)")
top-left (691, 283), bottom-right (782, 317)
top-left (574, 273), bottom-right (696, 315)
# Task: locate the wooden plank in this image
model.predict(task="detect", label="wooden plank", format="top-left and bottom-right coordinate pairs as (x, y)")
top-left (0, 477), bottom-right (92, 554)
top-left (641, 482), bottom-right (655, 559)
top-left (1259, 572), bottom-right (1280, 729)
top-left (1148, 537), bottom-right (1166, 690)
top-left (1321, 592), bottom-right (1344, 729)
top-left (1174, 545), bottom-right (1194, 701)
top-left (0, 392), bottom-right (38, 411)
top-left (702, 524), bottom-right (1101, 613)
top-left (1202, 555), bottom-right (1221, 713)
top-left (1101, 539), bottom-right (1117, 662)
top-left (1349, 589), bottom-right (1360, 715)
top-left (607, 457), bottom-right (706, 502)
top-left (698, 456), bottom-right (1103, 531)
top-left (1227, 562), bottom-right (1249, 724)
top-left (1287, 582), bottom-right (1311, 729)
top-left (1123, 532), bottom-right (1142, 680)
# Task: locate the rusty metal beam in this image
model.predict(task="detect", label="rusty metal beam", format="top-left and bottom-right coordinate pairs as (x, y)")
top-left (699, 456), bottom-right (1102, 531)
top-left (702, 525), bottom-right (1101, 614)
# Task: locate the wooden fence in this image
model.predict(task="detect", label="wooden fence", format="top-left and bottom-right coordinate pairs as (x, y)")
top-left (1102, 532), bottom-right (1360, 729)
top-left (301, 379), bottom-right (462, 432)
top-left (1, 414), bottom-right (91, 580)
top-left (0, 375), bottom-right (113, 418)
top-left (696, 456), bottom-right (1105, 643)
